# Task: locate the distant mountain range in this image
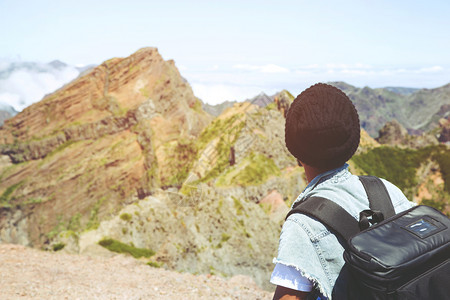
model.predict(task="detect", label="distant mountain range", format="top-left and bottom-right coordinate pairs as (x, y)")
top-left (0, 103), bottom-right (17, 126)
top-left (1, 58), bottom-right (448, 137)
top-left (0, 60), bottom-right (93, 78)
top-left (329, 81), bottom-right (450, 137)
top-left (202, 82), bottom-right (450, 137)
top-left (202, 91), bottom-right (290, 116)
top-left (384, 86), bottom-right (420, 95)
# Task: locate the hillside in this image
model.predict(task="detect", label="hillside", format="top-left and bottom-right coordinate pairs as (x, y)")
top-left (350, 121), bottom-right (450, 215)
top-left (0, 48), bottom-right (298, 290)
top-left (330, 82), bottom-right (450, 137)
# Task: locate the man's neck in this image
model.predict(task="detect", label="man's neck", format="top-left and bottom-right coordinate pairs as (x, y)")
top-left (303, 164), bottom-right (328, 183)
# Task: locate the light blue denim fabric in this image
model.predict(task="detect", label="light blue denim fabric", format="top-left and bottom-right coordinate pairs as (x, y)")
top-left (273, 164), bottom-right (414, 300)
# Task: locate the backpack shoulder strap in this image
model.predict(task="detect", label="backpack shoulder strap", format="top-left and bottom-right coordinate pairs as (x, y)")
top-left (286, 197), bottom-right (360, 242)
top-left (358, 176), bottom-right (395, 218)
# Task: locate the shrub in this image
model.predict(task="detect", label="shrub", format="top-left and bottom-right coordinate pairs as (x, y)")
top-left (232, 196), bottom-right (244, 216)
top-left (98, 238), bottom-right (155, 258)
top-left (147, 261), bottom-right (162, 268)
top-left (432, 146), bottom-right (450, 193)
top-left (52, 242), bottom-right (65, 251)
top-left (120, 213), bottom-right (132, 221)
top-left (221, 233), bottom-right (231, 243)
top-left (421, 199), bottom-right (446, 213)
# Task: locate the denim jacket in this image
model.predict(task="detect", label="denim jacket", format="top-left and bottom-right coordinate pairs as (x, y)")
top-left (273, 164), bottom-right (413, 299)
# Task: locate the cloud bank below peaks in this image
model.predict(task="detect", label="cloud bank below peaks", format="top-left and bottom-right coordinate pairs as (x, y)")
top-left (0, 60), bottom-right (82, 111)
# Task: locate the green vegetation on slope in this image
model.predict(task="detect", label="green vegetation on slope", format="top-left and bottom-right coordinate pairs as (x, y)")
top-left (197, 114), bottom-right (243, 151)
top-left (164, 138), bottom-right (197, 187)
top-left (433, 146), bottom-right (450, 193)
top-left (216, 152), bottom-right (280, 187)
top-left (196, 114), bottom-right (245, 183)
top-left (351, 146), bottom-right (429, 191)
top-left (351, 145), bottom-right (450, 213)
top-left (0, 181), bottom-right (24, 208)
top-left (98, 238), bottom-right (155, 258)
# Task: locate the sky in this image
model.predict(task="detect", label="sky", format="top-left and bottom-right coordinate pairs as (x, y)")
top-left (0, 0), bottom-right (449, 110)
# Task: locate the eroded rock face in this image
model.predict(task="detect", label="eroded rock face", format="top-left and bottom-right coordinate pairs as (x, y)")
top-left (438, 117), bottom-right (450, 143)
top-left (273, 90), bottom-right (294, 118)
top-left (62, 188), bottom-right (280, 290)
top-left (0, 209), bottom-right (30, 246)
top-left (376, 119), bottom-right (409, 146)
top-left (376, 119), bottom-right (439, 148)
top-left (0, 47), bottom-right (211, 247)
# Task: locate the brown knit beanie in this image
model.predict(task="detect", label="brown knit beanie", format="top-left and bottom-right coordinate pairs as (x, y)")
top-left (285, 83), bottom-right (360, 170)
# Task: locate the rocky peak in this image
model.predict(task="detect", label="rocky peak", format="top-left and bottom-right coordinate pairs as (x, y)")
top-left (0, 47), bottom-right (211, 247)
top-left (438, 117), bottom-right (450, 143)
top-left (272, 90), bottom-right (294, 118)
top-left (248, 92), bottom-right (272, 107)
top-left (376, 119), bottom-right (409, 146)
top-left (376, 119), bottom-right (439, 148)
top-left (1, 47), bottom-right (206, 143)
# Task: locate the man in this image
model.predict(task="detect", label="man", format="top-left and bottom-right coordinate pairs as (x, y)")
top-left (270, 83), bottom-right (413, 300)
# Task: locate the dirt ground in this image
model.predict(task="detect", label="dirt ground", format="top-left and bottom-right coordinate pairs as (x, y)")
top-left (0, 244), bottom-right (274, 299)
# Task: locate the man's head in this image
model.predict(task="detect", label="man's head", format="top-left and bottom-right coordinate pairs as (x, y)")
top-left (285, 83), bottom-right (360, 170)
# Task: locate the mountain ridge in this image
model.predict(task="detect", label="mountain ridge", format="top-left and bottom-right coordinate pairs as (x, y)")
top-left (0, 47), bottom-right (211, 248)
top-left (328, 81), bottom-right (450, 137)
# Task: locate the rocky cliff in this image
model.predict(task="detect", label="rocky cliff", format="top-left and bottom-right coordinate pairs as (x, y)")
top-left (0, 47), bottom-right (211, 247)
top-left (438, 117), bottom-right (450, 143)
top-left (46, 97), bottom-right (305, 289)
top-left (375, 120), bottom-right (438, 148)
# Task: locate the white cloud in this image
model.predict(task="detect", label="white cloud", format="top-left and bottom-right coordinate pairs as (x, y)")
top-left (296, 64), bottom-right (445, 78)
top-left (325, 63), bottom-right (350, 69)
top-left (186, 62), bottom-right (449, 106)
top-left (295, 70), bottom-right (312, 75)
top-left (0, 61), bottom-right (80, 111)
top-left (415, 66), bottom-right (444, 73)
top-left (355, 63), bottom-right (372, 69)
top-left (341, 69), bottom-right (370, 75)
top-left (260, 64), bottom-right (289, 73)
top-left (303, 64), bottom-right (320, 69)
top-left (233, 63), bottom-right (289, 73)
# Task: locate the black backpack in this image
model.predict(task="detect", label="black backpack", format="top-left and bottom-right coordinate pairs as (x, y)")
top-left (286, 176), bottom-right (450, 300)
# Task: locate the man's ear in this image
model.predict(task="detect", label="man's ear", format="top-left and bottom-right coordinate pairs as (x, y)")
top-left (297, 159), bottom-right (303, 167)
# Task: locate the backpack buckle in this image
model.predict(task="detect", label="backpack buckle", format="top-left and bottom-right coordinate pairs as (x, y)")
top-left (359, 210), bottom-right (384, 230)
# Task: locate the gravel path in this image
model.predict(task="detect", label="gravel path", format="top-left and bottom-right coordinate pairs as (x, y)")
top-left (0, 244), bottom-right (274, 299)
